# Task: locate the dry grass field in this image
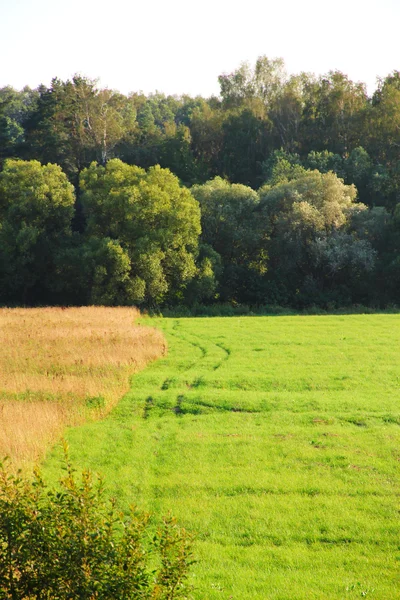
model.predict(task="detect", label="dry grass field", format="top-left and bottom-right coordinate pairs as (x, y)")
top-left (0, 307), bottom-right (165, 467)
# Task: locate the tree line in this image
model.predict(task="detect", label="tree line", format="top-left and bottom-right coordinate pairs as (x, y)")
top-left (1, 57), bottom-right (400, 309)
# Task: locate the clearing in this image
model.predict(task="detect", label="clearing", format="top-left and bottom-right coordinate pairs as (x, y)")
top-left (43, 315), bottom-right (400, 599)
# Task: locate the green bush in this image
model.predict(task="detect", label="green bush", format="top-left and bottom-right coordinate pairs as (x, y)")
top-left (0, 446), bottom-right (194, 599)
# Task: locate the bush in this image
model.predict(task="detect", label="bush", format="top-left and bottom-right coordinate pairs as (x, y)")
top-left (0, 445), bottom-right (194, 599)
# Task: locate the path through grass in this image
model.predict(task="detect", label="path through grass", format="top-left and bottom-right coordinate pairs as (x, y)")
top-left (43, 315), bottom-right (400, 599)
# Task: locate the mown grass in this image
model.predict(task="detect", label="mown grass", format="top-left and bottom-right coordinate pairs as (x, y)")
top-left (0, 307), bottom-right (165, 467)
top-left (43, 315), bottom-right (400, 599)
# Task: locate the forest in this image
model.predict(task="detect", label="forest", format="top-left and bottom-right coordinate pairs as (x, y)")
top-left (1, 56), bottom-right (400, 309)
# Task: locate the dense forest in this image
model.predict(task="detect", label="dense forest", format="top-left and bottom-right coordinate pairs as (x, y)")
top-left (1, 56), bottom-right (400, 309)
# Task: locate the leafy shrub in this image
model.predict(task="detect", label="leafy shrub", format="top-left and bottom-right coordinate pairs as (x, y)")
top-left (0, 446), bottom-right (193, 599)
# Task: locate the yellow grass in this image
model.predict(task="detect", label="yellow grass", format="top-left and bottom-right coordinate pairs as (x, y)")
top-left (0, 307), bottom-right (165, 467)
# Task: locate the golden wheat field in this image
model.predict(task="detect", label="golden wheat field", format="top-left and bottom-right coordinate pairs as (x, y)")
top-left (0, 307), bottom-right (165, 467)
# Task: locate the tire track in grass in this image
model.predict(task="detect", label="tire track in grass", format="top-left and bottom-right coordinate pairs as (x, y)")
top-left (177, 326), bottom-right (231, 372)
top-left (135, 319), bottom-right (233, 419)
top-left (158, 320), bottom-right (214, 417)
top-left (159, 321), bottom-right (207, 391)
top-left (142, 319), bottom-right (213, 418)
top-left (213, 342), bottom-right (230, 370)
top-left (158, 321), bottom-right (237, 416)
top-left (159, 320), bottom-right (208, 384)
top-left (174, 325), bottom-right (231, 374)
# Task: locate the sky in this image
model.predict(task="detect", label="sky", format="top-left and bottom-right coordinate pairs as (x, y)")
top-left (1, 0), bottom-right (400, 97)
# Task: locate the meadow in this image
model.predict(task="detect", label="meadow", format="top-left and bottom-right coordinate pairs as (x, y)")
top-left (42, 314), bottom-right (400, 599)
top-left (0, 307), bottom-right (164, 466)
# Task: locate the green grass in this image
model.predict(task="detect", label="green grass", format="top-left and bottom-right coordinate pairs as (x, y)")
top-left (42, 315), bottom-right (400, 599)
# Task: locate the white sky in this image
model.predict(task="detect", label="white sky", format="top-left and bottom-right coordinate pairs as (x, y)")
top-left (1, 0), bottom-right (400, 97)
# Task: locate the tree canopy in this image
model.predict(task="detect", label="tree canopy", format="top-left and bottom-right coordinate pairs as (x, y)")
top-left (80, 159), bottom-right (201, 305)
top-left (0, 159), bottom-right (75, 304)
top-left (1, 59), bottom-right (400, 309)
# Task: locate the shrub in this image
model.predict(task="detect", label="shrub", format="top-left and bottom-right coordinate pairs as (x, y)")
top-left (0, 445), bottom-right (193, 599)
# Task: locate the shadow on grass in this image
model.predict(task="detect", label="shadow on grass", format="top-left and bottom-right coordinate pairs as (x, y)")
top-left (148, 302), bottom-right (400, 319)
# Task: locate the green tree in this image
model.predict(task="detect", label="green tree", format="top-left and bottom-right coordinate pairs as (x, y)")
top-left (366, 71), bottom-right (400, 165)
top-left (187, 100), bottom-right (224, 182)
top-left (305, 149), bottom-right (344, 176)
top-left (300, 71), bottom-right (367, 155)
top-left (0, 86), bottom-right (38, 164)
top-left (158, 123), bottom-right (200, 186)
top-left (217, 56), bottom-right (292, 186)
top-left (361, 74), bottom-right (400, 209)
top-left (23, 77), bottom-right (137, 180)
top-left (220, 108), bottom-right (271, 187)
top-left (269, 74), bottom-right (306, 154)
top-left (118, 93), bottom-right (187, 172)
top-left (192, 177), bottom-right (267, 302)
top-left (218, 56), bottom-right (286, 111)
top-left (342, 146), bottom-right (374, 205)
top-left (80, 159), bottom-right (201, 305)
top-left (52, 235), bottom-right (145, 306)
top-left (0, 159), bottom-right (75, 304)
top-left (259, 170), bottom-right (375, 305)
top-left (261, 149), bottom-right (307, 186)
top-left (304, 147), bottom-right (377, 208)
top-left (183, 243), bottom-right (222, 304)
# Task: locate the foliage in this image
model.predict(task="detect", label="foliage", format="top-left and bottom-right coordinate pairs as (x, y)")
top-left (218, 56), bottom-right (287, 110)
top-left (259, 170), bottom-right (376, 305)
top-left (80, 159), bottom-right (201, 305)
top-left (261, 149), bottom-right (307, 185)
top-left (219, 108), bottom-right (271, 187)
top-left (182, 243), bottom-right (222, 304)
top-left (0, 86), bottom-right (38, 163)
top-left (0, 446), bottom-right (193, 599)
top-left (0, 159), bottom-right (75, 304)
top-left (300, 70), bottom-right (367, 155)
top-left (192, 177), bottom-right (267, 302)
top-left (259, 170), bottom-right (359, 228)
top-left (22, 77), bottom-right (137, 180)
top-left (3, 58), bottom-right (400, 308)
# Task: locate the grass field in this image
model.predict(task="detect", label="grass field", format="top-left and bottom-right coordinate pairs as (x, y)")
top-left (42, 315), bottom-right (400, 599)
top-left (0, 307), bottom-right (164, 466)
